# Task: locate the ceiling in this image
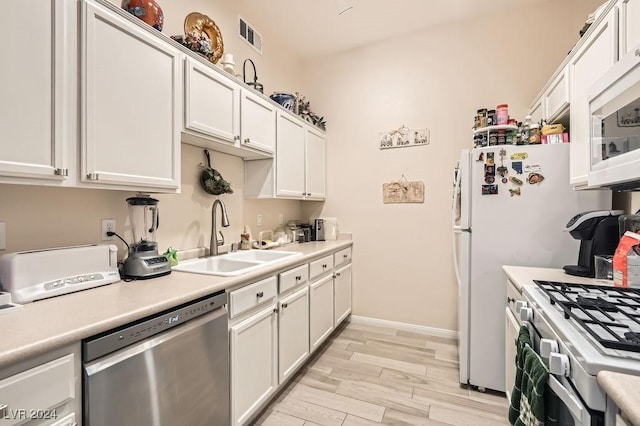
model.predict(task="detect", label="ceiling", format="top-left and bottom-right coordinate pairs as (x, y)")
top-left (241, 0), bottom-right (560, 59)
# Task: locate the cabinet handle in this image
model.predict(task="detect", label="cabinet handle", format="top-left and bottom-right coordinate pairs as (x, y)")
top-left (295, 275), bottom-right (301, 281)
top-left (244, 138), bottom-right (251, 144)
top-left (507, 297), bottom-right (514, 304)
top-left (0, 404), bottom-right (7, 418)
top-left (86, 173), bottom-right (99, 180)
top-left (335, 272), bottom-right (341, 277)
top-left (234, 135), bottom-right (240, 142)
top-left (322, 264), bottom-right (327, 269)
top-left (256, 291), bottom-right (264, 298)
top-left (54, 168), bottom-right (68, 176)
top-left (282, 302), bottom-right (288, 309)
top-left (636, 48), bottom-right (640, 57)
top-left (273, 307), bottom-right (279, 313)
top-left (343, 254), bottom-right (348, 258)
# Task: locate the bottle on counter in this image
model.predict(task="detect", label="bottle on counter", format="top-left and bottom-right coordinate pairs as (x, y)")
top-left (521, 115), bottom-right (532, 145)
top-left (240, 225), bottom-right (251, 250)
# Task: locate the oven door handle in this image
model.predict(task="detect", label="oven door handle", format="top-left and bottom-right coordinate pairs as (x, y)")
top-left (548, 375), bottom-right (586, 425)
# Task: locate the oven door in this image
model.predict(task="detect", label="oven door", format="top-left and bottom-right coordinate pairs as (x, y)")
top-left (524, 312), bottom-right (604, 426)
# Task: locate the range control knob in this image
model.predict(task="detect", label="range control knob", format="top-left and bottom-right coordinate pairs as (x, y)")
top-left (549, 353), bottom-right (571, 377)
top-left (520, 307), bottom-right (533, 322)
top-left (515, 300), bottom-right (528, 314)
top-left (540, 338), bottom-right (559, 358)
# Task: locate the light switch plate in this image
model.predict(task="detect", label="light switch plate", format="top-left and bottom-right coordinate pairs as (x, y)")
top-left (0, 222), bottom-right (5, 250)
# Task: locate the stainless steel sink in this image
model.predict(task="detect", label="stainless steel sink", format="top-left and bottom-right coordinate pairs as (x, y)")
top-left (173, 250), bottom-right (302, 277)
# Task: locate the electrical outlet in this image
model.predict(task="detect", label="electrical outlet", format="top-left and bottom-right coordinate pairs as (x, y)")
top-left (0, 222), bottom-right (5, 251)
top-left (256, 214), bottom-right (263, 227)
top-left (278, 214), bottom-right (283, 225)
top-left (101, 219), bottom-right (116, 241)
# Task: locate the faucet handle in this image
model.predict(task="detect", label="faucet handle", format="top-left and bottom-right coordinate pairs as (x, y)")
top-left (217, 230), bottom-right (225, 246)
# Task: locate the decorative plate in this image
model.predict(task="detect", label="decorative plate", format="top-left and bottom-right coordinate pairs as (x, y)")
top-left (184, 12), bottom-right (224, 64)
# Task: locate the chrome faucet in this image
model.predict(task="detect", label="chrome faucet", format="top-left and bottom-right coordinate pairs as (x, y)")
top-left (210, 199), bottom-right (230, 256)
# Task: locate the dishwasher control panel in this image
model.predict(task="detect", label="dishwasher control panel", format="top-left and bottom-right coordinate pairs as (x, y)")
top-left (83, 291), bottom-right (227, 362)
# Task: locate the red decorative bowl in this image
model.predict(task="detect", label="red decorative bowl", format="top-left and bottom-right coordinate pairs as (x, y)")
top-left (121, 0), bottom-right (164, 31)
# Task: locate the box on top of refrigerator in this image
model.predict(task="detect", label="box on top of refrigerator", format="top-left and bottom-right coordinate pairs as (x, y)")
top-left (613, 231), bottom-right (640, 287)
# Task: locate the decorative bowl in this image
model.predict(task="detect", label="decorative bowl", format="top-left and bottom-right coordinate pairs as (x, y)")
top-left (270, 92), bottom-right (296, 111)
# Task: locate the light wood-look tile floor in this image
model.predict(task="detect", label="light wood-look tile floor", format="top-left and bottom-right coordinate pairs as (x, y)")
top-left (252, 321), bottom-right (509, 426)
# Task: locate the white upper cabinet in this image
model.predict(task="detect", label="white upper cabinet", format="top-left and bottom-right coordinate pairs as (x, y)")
top-left (276, 112), bottom-right (306, 198)
top-left (240, 90), bottom-right (277, 155)
top-left (0, 0), bottom-right (73, 183)
top-left (569, 9), bottom-right (617, 187)
top-left (80, 0), bottom-right (181, 191)
top-left (618, 0), bottom-right (640, 59)
top-left (305, 127), bottom-right (326, 200)
top-left (543, 67), bottom-right (570, 122)
top-left (184, 57), bottom-right (240, 145)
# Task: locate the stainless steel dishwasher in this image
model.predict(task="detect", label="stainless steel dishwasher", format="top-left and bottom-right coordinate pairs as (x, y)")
top-left (83, 291), bottom-right (229, 426)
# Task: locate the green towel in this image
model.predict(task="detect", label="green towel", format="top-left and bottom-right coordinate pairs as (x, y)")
top-left (509, 326), bottom-right (549, 426)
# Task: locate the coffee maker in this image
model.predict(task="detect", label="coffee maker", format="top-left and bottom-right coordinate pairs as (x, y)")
top-left (563, 210), bottom-right (623, 277)
top-left (122, 195), bottom-right (171, 279)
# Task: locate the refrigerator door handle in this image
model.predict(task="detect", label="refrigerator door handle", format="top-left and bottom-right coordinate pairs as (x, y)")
top-left (452, 228), bottom-right (462, 290)
top-left (452, 162), bottom-right (462, 229)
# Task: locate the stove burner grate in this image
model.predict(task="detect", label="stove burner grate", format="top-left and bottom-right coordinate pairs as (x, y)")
top-left (534, 280), bottom-right (640, 353)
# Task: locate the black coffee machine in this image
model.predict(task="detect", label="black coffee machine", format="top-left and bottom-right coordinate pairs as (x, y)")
top-left (563, 210), bottom-right (623, 277)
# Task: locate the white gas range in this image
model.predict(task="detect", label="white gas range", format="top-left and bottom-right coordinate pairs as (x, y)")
top-left (520, 280), bottom-right (640, 425)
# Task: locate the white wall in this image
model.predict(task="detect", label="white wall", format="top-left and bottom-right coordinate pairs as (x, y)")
top-left (301, 0), bottom-right (604, 331)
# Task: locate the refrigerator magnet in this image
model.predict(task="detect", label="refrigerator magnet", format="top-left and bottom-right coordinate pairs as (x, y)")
top-left (502, 177), bottom-right (508, 184)
top-left (509, 187), bottom-right (521, 197)
top-left (509, 176), bottom-right (523, 186)
top-left (510, 152), bottom-right (528, 160)
top-left (511, 161), bottom-right (523, 174)
top-left (525, 164), bottom-right (541, 173)
top-left (497, 165), bottom-right (508, 177)
top-left (485, 165), bottom-right (495, 176)
top-left (476, 152), bottom-right (484, 162)
top-left (485, 176), bottom-right (495, 184)
top-left (527, 173), bottom-right (545, 184)
top-left (481, 184), bottom-right (498, 195)
top-left (486, 152), bottom-right (495, 165)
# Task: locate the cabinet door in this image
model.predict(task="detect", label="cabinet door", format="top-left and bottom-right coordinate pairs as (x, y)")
top-left (309, 275), bottom-right (334, 352)
top-left (505, 307), bottom-right (520, 401)
top-left (619, 0), bottom-right (640, 59)
top-left (305, 128), bottom-right (326, 200)
top-left (543, 67), bottom-right (570, 122)
top-left (569, 11), bottom-right (617, 186)
top-left (0, 0), bottom-right (68, 181)
top-left (276, 112), bottom-right (305, 198)
top-left (81, 0), bottom-right (181, 190)
top-left (185, 57), bottom-right (240, 144)
top-left (230, 305), bottom-right (278, 426)
top-left (240, 90), bottom-right (276, 155)
top-left (529, 98), bottom-right (543, 125)
top-left (334, 263), bottom-right (352, 326)
top-left (278, 287), bottom-right (309, 383)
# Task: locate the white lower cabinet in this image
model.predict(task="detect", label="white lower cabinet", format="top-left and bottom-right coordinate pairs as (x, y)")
top-left (334, 263), bottom-right (352, 326)
top-left (278, 287), bottom-right (310, 383)
top-left (0, 344), bottom-right (80, 426)
top-left (310, 275), bottom-right (335, 352)
top-left (230, 304), bottom-right (278, 426)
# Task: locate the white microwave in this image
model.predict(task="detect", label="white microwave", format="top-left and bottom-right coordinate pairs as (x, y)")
top-left (588, 45), bottom-right (640, 190)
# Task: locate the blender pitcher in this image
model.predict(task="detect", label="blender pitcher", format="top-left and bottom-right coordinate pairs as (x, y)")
top-left (126, 195), bottom-right (159, 250)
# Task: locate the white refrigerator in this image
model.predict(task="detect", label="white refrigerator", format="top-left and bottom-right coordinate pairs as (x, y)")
top-left (451, 143), bottom-right (611, 392)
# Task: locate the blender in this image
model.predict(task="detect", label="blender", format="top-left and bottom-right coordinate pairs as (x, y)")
top-left (122, 195), bottom-right (171, 279)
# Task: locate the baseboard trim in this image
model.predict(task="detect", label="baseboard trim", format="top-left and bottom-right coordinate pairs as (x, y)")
top-left (349, 315), bottom-right (459, 340)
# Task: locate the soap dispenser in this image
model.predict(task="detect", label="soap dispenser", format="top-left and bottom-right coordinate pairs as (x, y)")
top-left (240, 225), bottom-right (251, 250)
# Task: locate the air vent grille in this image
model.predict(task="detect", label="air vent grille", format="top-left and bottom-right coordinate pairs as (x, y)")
top-left (239, 17), bottom-right (263, 54)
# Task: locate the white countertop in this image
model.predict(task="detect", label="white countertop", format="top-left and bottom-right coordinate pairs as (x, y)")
top-left (0, 240), bottom-right (351, 369)
top-left (597, 371), bottom-right (640, 425)
top-left (502, 265), bottom-right (613, 292)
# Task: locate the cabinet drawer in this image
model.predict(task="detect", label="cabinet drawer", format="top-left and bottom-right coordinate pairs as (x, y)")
top-left (0, 354), bottom-right (75, 426)
top-left (229, 276), bottom-right (277, 318)
top-left (309, 255), bottom-right (333, 281)
top-left (334, 248), bottom-right (352, 268)
top-left (279, 264), bottom-right (309, 294)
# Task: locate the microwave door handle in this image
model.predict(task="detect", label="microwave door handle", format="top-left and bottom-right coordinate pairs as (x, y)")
top-left (548, 375), bottom-right (586, 426)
